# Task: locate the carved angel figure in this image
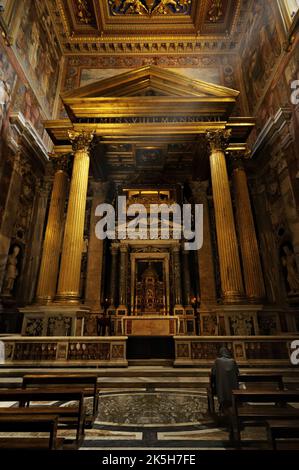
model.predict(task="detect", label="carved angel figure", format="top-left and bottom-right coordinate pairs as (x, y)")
top-left (152, 0), bottom-right (178, 14)
top-left (121, 0), bottom-right (148, 14)
top-left (177, 0), bottom-right (191, 12)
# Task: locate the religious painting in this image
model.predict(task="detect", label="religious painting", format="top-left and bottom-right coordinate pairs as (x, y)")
top-left (233, 342), bottom-right (246, 361)
top-left (168, 67), bottom-right (221, 85)
top-left (80, 68), bottom-right (131, 87)
top-left (106, 143), bottom-right (132, 153)
top-left (136, 147), bottom-right (164, 167)
top-left (13, 81), bottom-right (44, 137)
top-left (201, 314), bottom-right (218, 336)
top-left (229, 313), bottom-right (255, 336)
top-left (258, 313), bottom-right (280, 335)
top-left (14, 0), bottom-right (60, 117)
top-left (241, 0), bottom-right (282, 113)
top-left (72, 0), bottom-right (97, 27)
top-left (280, 241), bottom-right (299, 298)
top-left (80, 66), bottom-right (221, 88)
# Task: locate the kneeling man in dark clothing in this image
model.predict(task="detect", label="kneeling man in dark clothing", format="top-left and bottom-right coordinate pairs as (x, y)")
top-left (211, 347), bottom-right (239, 414)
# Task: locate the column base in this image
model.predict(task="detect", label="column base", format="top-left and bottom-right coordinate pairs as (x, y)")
top-left (20, 304), bottom-right (90, 336)
top-left (222, 292), bottom-right (246, 304)
top-left (54, 294), bottom-right (81, 304)
top-left (216, 304), bottom-right (262, 335)
top-left (35, 296), bottom-right (55, 305)
top-left (246, 296), bottom-right (266, 304)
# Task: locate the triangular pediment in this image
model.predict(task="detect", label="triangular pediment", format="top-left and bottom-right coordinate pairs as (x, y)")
top-left (62, 66), bottom-right (239, 100)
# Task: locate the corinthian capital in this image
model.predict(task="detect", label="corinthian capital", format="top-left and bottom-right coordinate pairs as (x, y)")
top-left (50, 154), bottom-right (70, 174)
top-left (206, 129), bottom-right (231, 152)
top-left (226, 147), bottom-right (251, 170)
top-left (68, 130), bottom-right (95, 152)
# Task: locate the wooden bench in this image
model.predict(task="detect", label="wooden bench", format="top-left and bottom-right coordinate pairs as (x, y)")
top-left (267, 420), bottom-right (299, 450)
top-left (231, 390), bottom-right (299, 444)
top-left (22, 374), bottom-right (99, 425)
top-left (0, 414), bottom-right (63, 449)
top-left (207, 374), bottom-right (284, 415)
top-left (0, 389), bottom-right (86, 448)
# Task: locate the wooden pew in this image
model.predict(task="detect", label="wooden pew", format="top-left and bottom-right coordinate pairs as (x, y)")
top-left (207, 374), bottom-right (284, 415)
top-left (22, 374), bottom-right (99, 425)
top-left (231, 390), bottom-right (299, 444)
top-left (267, 420), bottom-right (299, 450)
top-left (0, 414), bottom-right (63, 449)
top-left (0, 389), bottom-right (86, 448)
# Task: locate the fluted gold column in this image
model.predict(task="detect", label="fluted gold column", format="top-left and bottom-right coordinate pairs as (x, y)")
top-left (109, 243), bottom-right (119, 308)
top-left (85, 181), bottom-right (109, 311)
top-left (56, 131), bottom-right (94, 303)
top-left (190, 181), bottom-right (217, 306)
top-left (119, 244), bottom-right (128, 308)
top-left (36, 156), bottom-right (69, 303)
top-left (207, 131), bottom-right (245, 303)
top-left (182, 246), bottom-right (192, 306)
top-left (232, 156), bottom-right (265, 302)
top-left (173, 245), bottom-right (183, 308)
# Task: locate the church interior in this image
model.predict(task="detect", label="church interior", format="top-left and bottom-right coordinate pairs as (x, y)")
top-left (0, 0), bottom-right (299, 452)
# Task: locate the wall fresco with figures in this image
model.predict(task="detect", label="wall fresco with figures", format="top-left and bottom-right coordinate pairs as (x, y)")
top-left (0, 40), bottom-right (45, 141)
top-left (0, 46), bottom-right (17, 137)
top-left (14, 0), bottom-right (61, 118)
top-left (241, 0), bottom-right (284, 116)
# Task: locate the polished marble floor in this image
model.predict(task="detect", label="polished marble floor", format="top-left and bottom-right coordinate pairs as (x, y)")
top-left (0, 390), bottom-right (272, 450)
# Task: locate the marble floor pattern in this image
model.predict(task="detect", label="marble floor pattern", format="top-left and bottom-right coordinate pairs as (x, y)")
top-left (0, 389), bottom-right (281, 450)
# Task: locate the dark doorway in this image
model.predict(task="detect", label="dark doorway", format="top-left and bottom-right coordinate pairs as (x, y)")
top-left (127, 336), bottom-right (174, 360)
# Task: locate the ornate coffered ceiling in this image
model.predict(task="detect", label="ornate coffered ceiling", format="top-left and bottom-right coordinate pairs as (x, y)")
top-left (46, 0), bottom-right (251, 54)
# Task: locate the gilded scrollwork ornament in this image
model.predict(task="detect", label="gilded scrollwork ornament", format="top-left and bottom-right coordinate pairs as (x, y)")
top-left (109, 0), bottom-right (192, 16)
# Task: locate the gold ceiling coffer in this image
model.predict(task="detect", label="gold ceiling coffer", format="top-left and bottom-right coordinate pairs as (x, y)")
top-left (55, 130), bottom-right (95, 304)
top-left (35, 154), bottom-right (70, 305)
top-left (206, 130), bottom-right (245, 304)
top-left (228, 148), bottom-right (266, 304)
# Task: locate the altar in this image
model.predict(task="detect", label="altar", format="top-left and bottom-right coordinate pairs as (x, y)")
top-left (122, 315), bottom-right (196, 336)
top-left (123, 315), bottom-right (177, 336)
